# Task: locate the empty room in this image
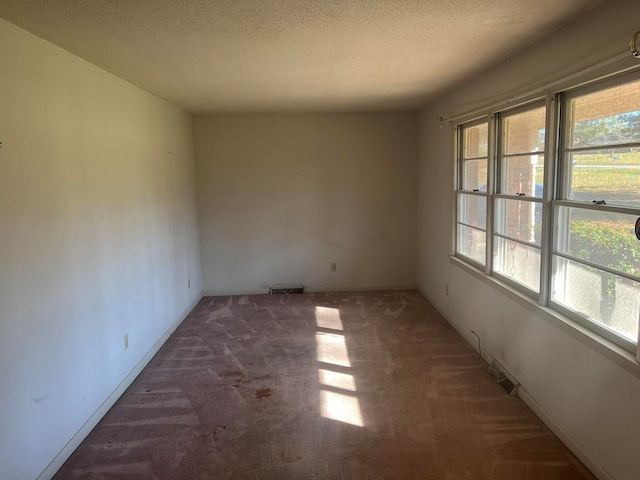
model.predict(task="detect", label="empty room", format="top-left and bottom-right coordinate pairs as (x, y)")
top-left (1, 1), bottom-right (640, 479)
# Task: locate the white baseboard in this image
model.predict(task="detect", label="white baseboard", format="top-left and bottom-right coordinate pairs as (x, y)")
top-left (36, 292), bottom-right (204, 480)
top-left (417, 288), bottom-right (612, 480)
top-left (201, 285), bottom-right (417, 297)
top-left (304, 284), bottom-right (417, 293)
top-left (201, 288), bottom-right (270, 296)
top-left (518, 388), bottom-right (613, 480)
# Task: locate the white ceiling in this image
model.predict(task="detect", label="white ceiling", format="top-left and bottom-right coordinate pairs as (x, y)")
top-left (0, 0), bottom-right (604, 113)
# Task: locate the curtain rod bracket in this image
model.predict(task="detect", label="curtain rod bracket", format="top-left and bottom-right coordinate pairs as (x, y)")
top-left (436, 116), bottom-right (449, 128)
top-left (630, 31), bottom-right (640, 58)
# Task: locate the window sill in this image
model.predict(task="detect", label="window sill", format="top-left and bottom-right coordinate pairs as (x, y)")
top-left (449, 255), bottom-right (640, 378)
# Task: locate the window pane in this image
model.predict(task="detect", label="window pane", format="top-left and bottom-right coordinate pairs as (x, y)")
top-left (462, 159), bottom-right (487, 191)
top-left (552, 256), bottom-right (640, 342)
top-left (501, 154), bottom-right (544, 196)
top-left (503, 107), bottom-right (546, 154)
top-left (555, 206), bottom-right (640, 278)
top-left (458, 193), bottom-right (487, 229)
top-left (567, 79), bottom-right (640, 149)
top-left (463, 123), bottom-right (488, 158)
top-left (457, 225), bottom-right (486, 265)
top-left (495, 198), bottom-right (542, 245)
top-left (566, 148), bottom-right (640, 207)
top-left (494, 237), bottom-right (540, 291)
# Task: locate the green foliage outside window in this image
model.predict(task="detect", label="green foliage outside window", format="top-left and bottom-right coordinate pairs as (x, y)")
top-left (571, 219), bottom-right (640, 278)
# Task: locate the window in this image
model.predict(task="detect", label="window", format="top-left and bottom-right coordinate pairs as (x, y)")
top-left (455, 72), bottom-right (640, 353)
top-left (552, 76), bottom-right (640, 345)
top-left (455, 121), bottom-right (488, 265)
top-left (494, 105), bottom-right (546, 292)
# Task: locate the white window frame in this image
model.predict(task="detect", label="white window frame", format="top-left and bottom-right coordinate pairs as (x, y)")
top-left (549, 71), bottom-right (640, 352)
top-left (453, 69), bottom-right (640, 357)
top-left (492, 101), bottom-right (548, 297)
top-left (455, 119), bottom-right (490, 269)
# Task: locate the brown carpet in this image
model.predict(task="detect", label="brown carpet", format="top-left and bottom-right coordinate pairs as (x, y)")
top-left (54, 290), bottom-right (595, 479)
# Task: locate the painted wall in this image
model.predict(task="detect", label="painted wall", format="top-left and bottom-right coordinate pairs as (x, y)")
top-left (417, 2), bottom-right (640, 480)
top-left (194, 113), bottom-right (418, 294)
top-left (0, 19), bottom-right (202, 480)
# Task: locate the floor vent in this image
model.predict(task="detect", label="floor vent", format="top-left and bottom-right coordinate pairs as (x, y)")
top-left (269, 285), bottom-right (304, 295)
top-left (487, 360), bottom-right (519, 396)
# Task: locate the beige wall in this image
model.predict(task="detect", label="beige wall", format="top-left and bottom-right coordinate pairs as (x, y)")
top-left (194, 113), bottom-right (418, 294)
top-left (0, 19), bottom-right (202, 480)
top-left (418, 2), bottom-right (640, 480)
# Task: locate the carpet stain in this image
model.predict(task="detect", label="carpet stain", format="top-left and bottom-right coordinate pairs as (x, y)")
top-left (254, 387), bottom-right (273, 399)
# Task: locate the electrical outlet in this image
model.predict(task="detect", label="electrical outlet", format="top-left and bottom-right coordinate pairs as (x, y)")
top-left (188, 278), bottom-right (191, 288)
top-left (124, 334), bottom-right (129, 351)
top-left (331, 263), bottom-right (337, 272)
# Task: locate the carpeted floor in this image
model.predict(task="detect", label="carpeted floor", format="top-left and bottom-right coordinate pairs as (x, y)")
top-left (54, 290), bottom-right (595, 479)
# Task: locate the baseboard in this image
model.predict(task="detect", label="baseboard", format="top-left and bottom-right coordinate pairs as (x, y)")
top-left (201, 288), bottom-right (270, 296)
top-left (201, 285), bottom-right (417, 297)
top-left (304, 284), bottom-right (417, 293)
top-left (417, 288), bottom-right (611, 480)
top-left (36, 292), bottom-right (204, 480)
top-left (518, 388), bottom-right (613, 480)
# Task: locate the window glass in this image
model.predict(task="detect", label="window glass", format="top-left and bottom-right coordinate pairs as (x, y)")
top-left (504, 107), bottom-right (546, 154)
top-left (565, 79), bottom-right (640, 207)
top-left (567, 80), bottom-right (640, 149)
top-left (461, 159), bottom-right (487, 191)
top-left (457, 121), bottom-right (488, 266)
top-left (501, 106), bottom-right (545, 196)
top-left (495, 198), bottom-right (542, 245)
top-left (566, 148), bottom-right (640, 207)
top-left (555, 206), bottom-right (640, 278)
top-left (457, 225), bottom-right (486, 265)
top-left (551, 256), bottom-right (640, 342)
top-left (501, 155), bottom-right (545, 197)
top-left (458, 193), bottom-right (487, 230)
top-left (494, 238), bottom-right (541, 291)
top-left (463, 123), bottom-right (488, 158)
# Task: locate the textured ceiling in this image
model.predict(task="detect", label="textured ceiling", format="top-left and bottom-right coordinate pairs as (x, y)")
top-left (0, 0), bottom-right (604, 113)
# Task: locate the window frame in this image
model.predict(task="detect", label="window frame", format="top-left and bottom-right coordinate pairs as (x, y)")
top-left (549, 72), bottom-right (640, 351)
top-left (455, 118), bottom-right (491, 270)
top-left (453, 69), bottom-right (640, 357)
top-left (492, 101), bottom-right (548, 297)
